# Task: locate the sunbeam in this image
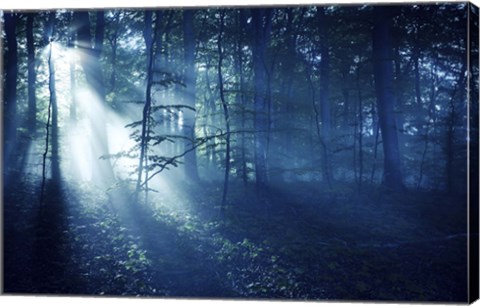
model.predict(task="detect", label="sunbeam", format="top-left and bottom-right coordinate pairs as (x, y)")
top-left (3, 5), bottom-right (475, 301)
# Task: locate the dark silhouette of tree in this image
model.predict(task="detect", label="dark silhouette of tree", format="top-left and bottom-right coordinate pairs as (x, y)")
top-left (216, 10), bottom-right (231, 211)
top-left (27, 13), bottom-right (37, 134)
top-left (372, 6), bottom-right (405, 191)
top-left (68, 13), bottom-right (77, 122)
top-left (135, 10), bottom-right (156, 202)
top-left (317, 7), bottom-right (333, 187)
top-left (251, 8), bottom-right (273, 190)
top-left (234, 9), bottom-right (249, 185)
top-left (3, 12), bottom-right (18, 174)
top-left (40, 12), bottom-right (60, 204)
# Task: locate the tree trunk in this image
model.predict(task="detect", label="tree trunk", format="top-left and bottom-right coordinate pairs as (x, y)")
top-left (372, 6), bottom-right (404, 191)
top-left (317, 6), bottom-right (333, 186)
top-left (68, 14), bottom-right (77, 122)
top-left (393, 41), bottom-right (405, 149)
top-left (217, 11), bottom-right (231, 211)
top-left (135, 11), bottom-right (156, 202)
top-left (40, 13), bottom-right (60, 203)
top-left (27, 13), bottom-right (37, 134)
top-left (251, 8), bottom-right (273, 190)
top-left (417, 61), bottom-right (438, 189)
top-left (183, 9), bottom-right (200, 181)
top-left (48, 12), bottom-right (60, 183)
top-left (108, 12), bottom-right (120, 96)
top-left (370, 100), bottom-right (380, 184)
top-left (445, 62), bottom-right (467, 194)
top-left (283, 8), bottom-right (296, 154)
top-left (3, 13), bottom-right (18, 172)
top-left (235, 9), bottom-right (248, 184)
top-left (356, 66), bottom-right (364, 190)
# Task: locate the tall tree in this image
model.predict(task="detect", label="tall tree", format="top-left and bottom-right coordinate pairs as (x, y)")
top-left (183, 9), bottom-right (200, 181)
top-left (3, 13), bottom-right (18, 171)
top-left (27, 13), bottom-right (37, 134)
top-left (40, 11), bottom-right (60, 203)
top-left (48, 12), bottom-right (60, 183)
top-left (234, 9), bottom-right (249, 184)
top-left (68, 13), bottom-right (77, 122)
top-left (251, 8), bottom-right (273, 189)
top-left (282, 8), bottom-right (297, 154)
top-left (107, 11), bottom-right (120, 96)
top-left (135, 10), bottom-right (156, 202)
top-left (217, 11), bottom-right (231, 211)
top-left (317, 6), bottom-right (333, 186)
top-left (372, 6), bottom-right (405, 191)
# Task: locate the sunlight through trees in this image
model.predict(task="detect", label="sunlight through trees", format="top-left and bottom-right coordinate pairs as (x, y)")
top-left (2, 3), bottom-right (479, 301)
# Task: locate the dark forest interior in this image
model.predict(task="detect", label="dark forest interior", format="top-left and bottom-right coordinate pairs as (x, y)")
top-left (2, 3), bottom-right (479, 302)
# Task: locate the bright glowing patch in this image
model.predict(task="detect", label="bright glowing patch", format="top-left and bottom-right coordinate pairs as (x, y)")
top-left (105, 111), bottom-right (138, 179)
top-left (65, 87), bottom-right (135, 182)
top-left (68, 120), bottom-right (94, 181)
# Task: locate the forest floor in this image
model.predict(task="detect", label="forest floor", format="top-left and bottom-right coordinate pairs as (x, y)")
top-left (3, 173), bottom-right (469, 302)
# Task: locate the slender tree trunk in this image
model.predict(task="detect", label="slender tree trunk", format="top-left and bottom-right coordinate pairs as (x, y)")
top-left (304, 56), bottom-right (322, 167)
top-left (108, 12), bottom-right (120, 96)
top-left (40, 14), bottom-right (60, 203)
top-left (183, 9), bottom-right (200, 181)
top-left (372, 6), bottom-right (404, 191)
top-left (217, 12), bottom-right (231, 211)
top-left (48, 13), bottom-right (60, 183)
top-left (68, 15), bottom-right (77, 122)
top-left (154, 10), bottom-right (164, 77)
top-left (203, 61), bottom-right (217, 169)
top-left (135, 11), bottom-right (156, 202)
top-left (356, 66), bottom-right (364, 190)
top-left (445, 62), bottom-right (467, 194)
top-left (417, 62), bottom-right (438, 189)
top-left (370, 101), bottom-right (380, 184)
top-left (3, 13), bottom-right (18, 172)
top-left (94, 12), bottom-right (105, 56)
top-left (27, 14), bottom-right (37, 134)
top-left (251, 8), bottom-right (273, 190)
top-left (235, 9), bottom-right (248, 184)
top-left (283, 8), bottom-right (296, 154)
top-left (50, 46), bottom-right (60, 184)
top-left (446, 100), bottom-right (455, 194)
top-left (393, 41), bottom-right (405, 149)
top-left (342, 87), bottom-right (350, 120)
top-left (40, 41), bottom-right (55, 205)
top-left (144, 11), bottom-right (153, 74)
top-left (317, 6), bottom-right (333, 186)
top-left (413, 45), bottom-right (423, 107)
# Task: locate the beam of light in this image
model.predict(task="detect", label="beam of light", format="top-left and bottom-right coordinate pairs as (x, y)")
top-left (21, 33), bottom-right (244, 297)
top-left (104, 109), bottom-right (138, 179)
top-left (65, 87), bottom-right (140, 184)
top-left (36, 38), bottom-right (204, 220)
top-left (39, 41), bottom-right (79, 115)
top-left (21, 41), bottom-right (76, 184)
top-left (37, 41), bottom-right (139, 185)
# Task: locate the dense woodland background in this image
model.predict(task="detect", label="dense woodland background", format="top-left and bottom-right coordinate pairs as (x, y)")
top-left (2, 3), bottom-right (479, 301)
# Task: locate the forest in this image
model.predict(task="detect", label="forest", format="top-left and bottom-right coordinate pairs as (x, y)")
top-left (2, 2), bottom-right (479, 302)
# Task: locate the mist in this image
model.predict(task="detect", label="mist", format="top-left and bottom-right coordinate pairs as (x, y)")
top-left (2, 4), bottom-right (479, 302)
